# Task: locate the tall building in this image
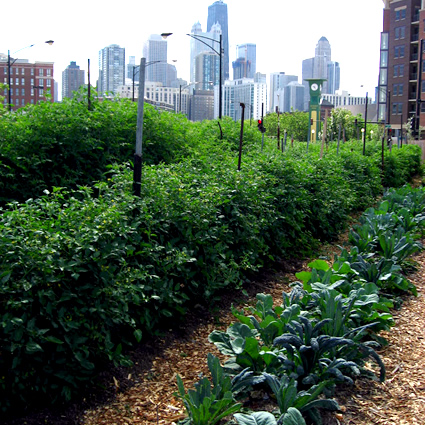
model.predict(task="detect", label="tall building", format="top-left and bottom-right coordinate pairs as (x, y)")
top-left (302, 37), bottom-right (340, 110)
top-left (190, 22), bottom-right (221, 84)
top-left (378, 0), bottom-right (424, 135)
top-left (195, 51), bottom-right (220, 89)
top-left (269, 72), bottom-right (298, 112)
top-left (62, 61), bottom-right (85, 99)
top-left (222, 77), bottom-right (267, 121)
top-left (189, 90), bottom-right (215, 121)
top-left (327, 61), bottom-right (341, 95)
top-left (143, 34), bottom-right (168, 86)
top-left (232, 43), bottom-right (256, 79)
top-left (0, 57), bottom-right (54, 110)
top-left (286, 82), bottom-right (305, 112)
top-left (207, 0), bottom-right (229, 81)
top-left (98, 44), bottom-right (125, 96)
top-left (127, 56), bottom-right (138, 82)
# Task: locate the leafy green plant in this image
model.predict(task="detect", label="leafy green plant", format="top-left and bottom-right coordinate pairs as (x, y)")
top-left (174, 353), bottom-right (242, 425)
top-left (263, 374), bottom-right (339, 424)
top-left (234, 408), bottom-right (307, 425)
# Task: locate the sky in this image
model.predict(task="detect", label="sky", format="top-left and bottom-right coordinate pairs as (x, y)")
top-left (2, 0), bottom-right (384, 101)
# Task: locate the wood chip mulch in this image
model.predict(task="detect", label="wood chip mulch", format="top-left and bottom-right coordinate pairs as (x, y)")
top-left (5, 241), bottom-right (425, 425)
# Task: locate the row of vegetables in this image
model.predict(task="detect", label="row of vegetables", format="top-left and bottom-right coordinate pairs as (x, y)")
top-left (175, 184), bottom-right (425, 425)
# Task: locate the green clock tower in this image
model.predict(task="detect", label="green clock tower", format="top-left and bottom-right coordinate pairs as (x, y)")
top-left (305, 78), bottom-right (326, 143)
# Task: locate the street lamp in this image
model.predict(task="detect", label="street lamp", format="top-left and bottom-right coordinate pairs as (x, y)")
top-left (132, 65), bottom-right (140, 102)
top-left (7, 40), bottom-right (54, 111)
top-left (134, 57), bottom-right (176, 196)
top-left (162, 32), bottom-right (223, 119)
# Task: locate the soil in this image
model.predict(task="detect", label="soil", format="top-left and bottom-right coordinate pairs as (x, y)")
top-left (3, 236), bottom-right (425, 425)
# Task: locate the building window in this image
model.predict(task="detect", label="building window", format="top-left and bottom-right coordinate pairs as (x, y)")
top-left (21, 88), bottom-right (25, 96)
top-left (31, 68), bottom-right (34, 76)
top-left (22, 99), bottom-right (25, 106)
top-left (46, 69), bottom-right (52, 76)
top-left (46, 79), bottom-right (51, 87)
top-left (31, 78), bottom-right (34, 86)
top-left (31, 88), bottom-right (34, 96)
top-left (3, 67), bottom-right (6, 75)
top-left (396, 9), bottom-right (406, 21)
top-left (21, 68), bottom-right (24, 75)
top-left (400, 64), bottom-right (404, 76)
top-left (380, 51), bottom-right (388, 67)
top-left (21, 78), bottom-right (24, 85)
top-left (395, 46), bottom-right (405, 58)
top-left (15, 78), bottom-right (19, 85)
top-left (395, 26), bottom-right (406, 40)
top-left (39, 69), bottom-right (44, 76)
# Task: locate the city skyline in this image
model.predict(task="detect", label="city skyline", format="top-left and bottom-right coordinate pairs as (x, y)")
top-left (2, 0), bottom-right (383, 103)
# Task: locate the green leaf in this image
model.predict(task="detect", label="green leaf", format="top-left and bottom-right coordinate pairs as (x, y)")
top-left (134, 329), bottom-right (143, 343)
top-left (234, 411), bottom-right (277, 425)
top-left (25, 341), bottom-right (43, 353)
top-left (280, 408), bottom-right (307, 425)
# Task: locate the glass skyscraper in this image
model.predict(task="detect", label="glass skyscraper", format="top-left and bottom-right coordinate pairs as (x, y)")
top-left (207, 0), bottom-right (229, 81)
top-left (98, 44), bottom-right (125, 96)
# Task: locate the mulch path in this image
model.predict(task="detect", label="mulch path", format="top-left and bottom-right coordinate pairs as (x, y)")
top-left (4, 242), bottom-right (425, 425)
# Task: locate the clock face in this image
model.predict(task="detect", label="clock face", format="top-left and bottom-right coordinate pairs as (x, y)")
top-left (311, 83), bottom-right (319, 91)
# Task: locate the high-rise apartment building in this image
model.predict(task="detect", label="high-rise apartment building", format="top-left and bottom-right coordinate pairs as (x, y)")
top-left (378, 0), bottom-right (424, 134)
top-left (98, 44), bottom-right (125, 96)
top-left (190, 22), bottom-right (221, 85)
top-left (222, 77), bottom-right (267, 121)
top-left (62, 61), bottom-right (85, 99)
top-left (269, 72), bottom-right (299, 112)
top-left (127, 56), bottom-right (138, 82)
top-left (207, 0), bottom-right (229, 81)
top-left (195, 51), bottom-right (220, 90)
top-left (327, 61), bottom-right (341, 95)
top-left (232, 43), bottom-right (256, 80)
top-left (0, 57), bottom-right (55, 110)
top-left (143, 34), bottom-right (168, 86)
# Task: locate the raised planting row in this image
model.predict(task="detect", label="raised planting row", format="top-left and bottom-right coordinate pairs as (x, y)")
top-left (0, 142), bottom-right (421, 414)
top-left (175, 184), bottom-right (425, 425)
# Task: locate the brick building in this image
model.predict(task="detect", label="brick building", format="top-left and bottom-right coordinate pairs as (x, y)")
top-left (1, 57), bottom-right (55, 111)
top-left (378, 0), bottom-right (425, 135)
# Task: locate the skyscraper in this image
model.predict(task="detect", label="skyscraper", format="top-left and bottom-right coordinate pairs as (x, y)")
top-left (143, 34), bottom-right (168, 86)
top-left (127, 56), bottom-right (138, 82)
top-left (195, 51), bottom-right (220, 89)
top-left (327, 61), bottom-right (341, 94)
top-left (207, 0), bottom-right (229, 81)
top-left (62, 61), bottom-right (85, 99)
top-left (190, 21), bottom-right (221, 85)
top-left (232, 43), bottom-right (256, 80)
top-left (98, 44), bottom-right (125, 96)
top-left (269, 72), bottom-right (298, 112)
top-left (223, 78), bottom-right (267, 121)
top-left (302, 37), bottom-right (339, 110)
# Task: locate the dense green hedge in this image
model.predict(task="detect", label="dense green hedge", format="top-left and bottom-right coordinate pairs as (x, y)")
top-left (0, 96), bottom-right (263, 205)
top-left (0, 132), bottom-right (422, 414)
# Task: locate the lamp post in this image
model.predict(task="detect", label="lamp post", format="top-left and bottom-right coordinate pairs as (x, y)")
top-left (134, 58), bottom-right (175, 196)
top-left (162, 32), bottom-right (222, 119)
top-left (363, 92), bottom-right (368, 155)
top-left (7, 40), bottom-right (54, 111)
top-left (132, 65), bottom-right (140, 102)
